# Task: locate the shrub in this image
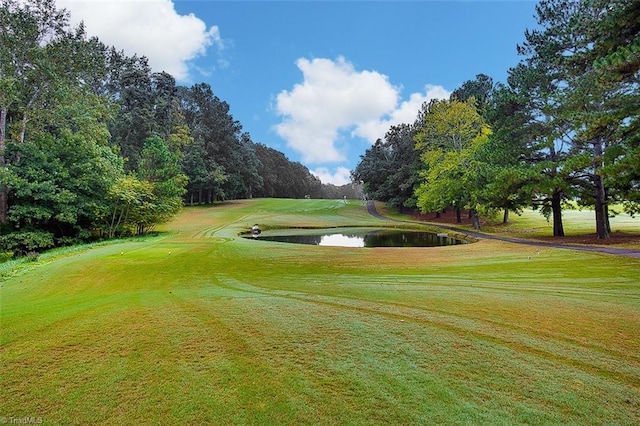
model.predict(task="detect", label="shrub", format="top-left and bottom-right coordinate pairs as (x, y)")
top-left (0, 231), bottom-right (55, 256)
top-left (0, 251), bottom-right (14, 262)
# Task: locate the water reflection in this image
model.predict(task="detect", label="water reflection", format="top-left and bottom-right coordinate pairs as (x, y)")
top-left (320, 234), bottom-right (365, 247)
top-left (246, 229), bottom-right (466, 248)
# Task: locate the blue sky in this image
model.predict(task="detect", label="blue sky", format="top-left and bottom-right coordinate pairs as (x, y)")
top-left (60, 0), bottom-right (539, 185)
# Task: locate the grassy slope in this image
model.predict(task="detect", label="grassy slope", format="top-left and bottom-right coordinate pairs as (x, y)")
top-left (1, 199), bottom-right (639, 425)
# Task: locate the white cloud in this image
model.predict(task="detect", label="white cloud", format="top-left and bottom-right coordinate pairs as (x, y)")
top-left (58, 0), bottom-right (222, 81)
top-left (274, 56), bottom-right (399, 164)
top-left (311, 167), bottom-right (352, 186)
top-left (353, 84), bottom-right (451, 143)
top-left (274, 57), bottom-right (450, 165)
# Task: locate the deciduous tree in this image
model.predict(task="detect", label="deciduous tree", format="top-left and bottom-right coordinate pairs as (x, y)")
top-left (414, 98), bottom-right (487, 227)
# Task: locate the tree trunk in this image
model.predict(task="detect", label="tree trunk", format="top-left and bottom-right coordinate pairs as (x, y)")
top-left (593, 140), bottom-right (610, 240)
top-left (471, 209), bottom-right (480, 229)
top-left (456, 207), bottom-right (462, 224)
top-left (593, 175), bottom-right (609, 240)
top-left (19, 111), bottom-right (28, 144)
top-left (0, 107), bottom-right (5, 151)
top-left (0, 106), bottom-right (7, 224)
top-left (503, 208), bottom-right (509, 224)
top-left (551, 190), bottom-right (564, 237)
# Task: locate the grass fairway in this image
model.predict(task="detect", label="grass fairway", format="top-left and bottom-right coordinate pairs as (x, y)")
top-left (1, 199), bottom-right (639, 425)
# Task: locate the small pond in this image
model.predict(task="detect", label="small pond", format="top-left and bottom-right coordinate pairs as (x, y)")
top-left (244, 228), bottom-right (467, 248)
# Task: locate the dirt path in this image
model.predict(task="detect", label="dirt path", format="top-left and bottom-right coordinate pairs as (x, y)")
top-left (367, 201), bottom-right (640, 258)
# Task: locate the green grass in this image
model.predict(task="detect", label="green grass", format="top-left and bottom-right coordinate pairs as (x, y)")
top-left (381, 202), bottom-right (640, 244)
top-left (1, 198), bottom-right (640, 425)
top-left (482, 207), bottom-right (640, 238)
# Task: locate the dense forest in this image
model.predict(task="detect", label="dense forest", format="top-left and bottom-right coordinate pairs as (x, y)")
top-left (353, 0), bottom-right (639, 239)
top-left (0, 0), bottom-right (361, 255)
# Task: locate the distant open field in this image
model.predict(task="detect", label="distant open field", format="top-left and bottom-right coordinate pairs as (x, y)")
top-left (1, 199), bottom-right (639, 425)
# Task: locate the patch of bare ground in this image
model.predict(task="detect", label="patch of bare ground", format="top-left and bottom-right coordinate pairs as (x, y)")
top-left (409, 209), bottom-right (478, 227)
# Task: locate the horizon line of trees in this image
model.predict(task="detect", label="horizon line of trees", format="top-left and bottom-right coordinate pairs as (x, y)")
top-left (353, 0), bottom-right (639, 239)
top-left (0, 0), bottom-right (361, 256)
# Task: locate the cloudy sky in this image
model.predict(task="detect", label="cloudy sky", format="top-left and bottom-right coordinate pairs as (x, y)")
top-left (59, 0), bottom-right (539, 185)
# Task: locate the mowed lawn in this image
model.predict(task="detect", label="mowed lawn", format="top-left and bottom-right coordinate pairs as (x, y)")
top-left (1, 199), bottom-right (639, 425)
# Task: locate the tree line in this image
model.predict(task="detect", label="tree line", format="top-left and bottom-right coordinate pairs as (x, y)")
top-left (353, 0), bottom-right (639, 239)
top-left (0, 0), bottom-right (359, 255)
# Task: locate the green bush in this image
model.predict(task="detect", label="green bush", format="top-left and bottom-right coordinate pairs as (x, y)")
top-left (0, 231), bottom-right (55, 256)
top-left (0, 251), bottom-right (14, 262)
